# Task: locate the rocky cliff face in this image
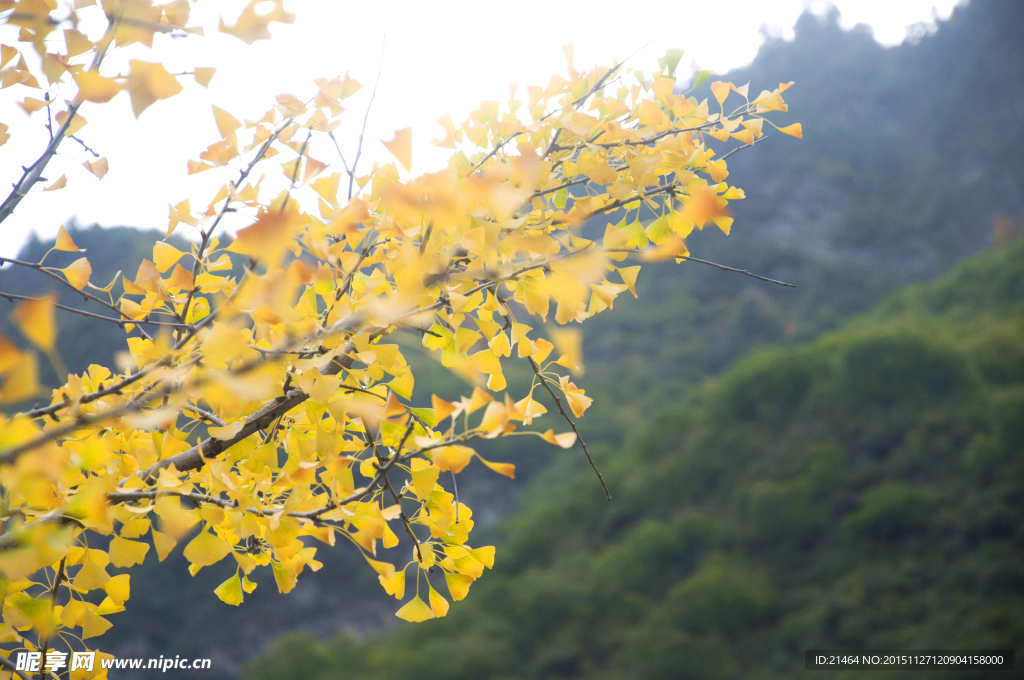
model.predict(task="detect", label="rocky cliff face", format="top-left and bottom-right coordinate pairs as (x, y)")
top-left (722, 0), bottom-right (1024, 279)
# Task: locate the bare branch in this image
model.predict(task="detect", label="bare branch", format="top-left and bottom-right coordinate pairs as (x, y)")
top-left (0, 290), bottom-right (190, 329)
top-left (0, 255), bottom-right (158, 340)
top-left (348, 36), bottom-right (385, 201)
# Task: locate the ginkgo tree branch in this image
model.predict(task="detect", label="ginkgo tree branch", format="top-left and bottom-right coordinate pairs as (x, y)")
top-left (36, 556), bottom-right (66, 680)
top-left (604, 250), bottom-right (796, 287)
top-left (0, 291), bottom-right (189, 329)
top-left (0, 427), bottom-right (480, 551)
top-left (0, 651), bottom-right (33, 680)
top-left (19, 289), bottom-right (236, 420)
top-left (348, 36), bottom-right (384, 201)
top-left (717, 134), bottom-right (767, 161)
top-left (0, 254), bottom-right (159, 341)
top-left (0, 102), bottom-right (83, 225)
top-left (0, 15), bottom-right (118, 225)
top-left (527, 355), bottom-right (611, 500)
top-left (497, 293), bottom-right (609, 501)
top-left (279, 125), bottom-right (312, 213)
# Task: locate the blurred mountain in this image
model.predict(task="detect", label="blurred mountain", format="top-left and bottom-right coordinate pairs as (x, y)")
top-left (720, 0), bottom-right (1024, 276)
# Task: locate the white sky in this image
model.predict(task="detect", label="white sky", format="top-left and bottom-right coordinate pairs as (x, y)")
top-left (0, 0), bottom-right (964, 256)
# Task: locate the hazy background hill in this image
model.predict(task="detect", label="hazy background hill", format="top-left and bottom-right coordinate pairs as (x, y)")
top-left (1, 0), bottom-right (1021, 676)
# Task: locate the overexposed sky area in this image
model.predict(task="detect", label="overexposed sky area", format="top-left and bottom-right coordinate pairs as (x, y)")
top-left (0, 0), bottom-right (965, 256)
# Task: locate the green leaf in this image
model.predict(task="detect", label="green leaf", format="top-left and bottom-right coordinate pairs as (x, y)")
top-left (659, 49), bottom-right (685, 76)
top-left (692, 70), bottom-right (713, 90)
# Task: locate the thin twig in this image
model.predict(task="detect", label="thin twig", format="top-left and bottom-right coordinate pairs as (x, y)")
top-left (681, 255), bottom-right (794, 287)
top-left (528, 356), bottom-right (611, 500)
top-left (0, 653), bottom-right (33, 680)
top-left (280, 125), bottom-right (312, 213)
top-left (0, 255), bottom-right (156, 340)
top-left (44, 92), bottom-right (52, 142)
top-left (182, 404), bottom-right (227, 427)
top-left (348, 35), bottom-right (385, 200)
top-left (37, 556), bottom-right (66, 680)
top-left (177, 116), bottom-right (293, 339)
top-left (0, 290), bottom-right (190, 329)
top-left (717, 134), bottom-right (767, 162)
top-left (69, 134), bottom-right (101, 158)
top-left (0, 15), bottom-right (116, 225)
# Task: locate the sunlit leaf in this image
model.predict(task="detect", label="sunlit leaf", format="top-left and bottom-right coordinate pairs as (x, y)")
top-left (60, 257), bottom-right (91, 290)
top-left (214, 572), bottom-right (244, 606)
top-left (382, 128), bottom-right (413, 171)
top-left (395, 596), bottom-right (433, 622)
top-left (11, 294), bottom-right (56, 351)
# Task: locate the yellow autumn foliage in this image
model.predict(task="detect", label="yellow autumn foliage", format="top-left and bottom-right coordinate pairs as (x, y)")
top-left (0, 0), bottom-right (797, 665)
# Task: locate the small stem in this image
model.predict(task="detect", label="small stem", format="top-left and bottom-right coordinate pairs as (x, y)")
top-left (37, 557), bottom-right (66, 680)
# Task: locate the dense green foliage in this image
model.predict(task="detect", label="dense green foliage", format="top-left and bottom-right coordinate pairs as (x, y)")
top-left (245, 234), bottom-right (1024, 680)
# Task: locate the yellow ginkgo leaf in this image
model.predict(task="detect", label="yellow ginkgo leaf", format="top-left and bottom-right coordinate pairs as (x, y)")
top-left (102, 574), bottom-right (130, 605)
top-left (55, 110), bottom-right (86, 137)
top-left (60, 257), bottom-right (92, 290)
top-left (72, 559), bottom-right (110, 591)
top-left (550, 327), bottom-right (583, 375)
top-left (467, 546), bottom-right (495, 569)
top-left (379, 569), bottom-right (405, 599)
top-left (710, 81), bottom-right (731, 105)
top-left (73, 70), bottom-right (123, 103)
top-left (219, 0), bottom-right (295, 44)
top-left (42, 175), bottom-right (67, 192)
top-left (108, 536), bottom-right (149, 568)
top-left (432, 445), bottom-right (475, 474)
top-left (64, 28), bottom-right (93, 57)
top-left (126, 60), bottom-right (184, 117)
top-left (0, 351), bottom-right (38, 404)
top-left (382, 128), bottom-right (413, 171)
top-left (182, 530), bottom-right (231, 568)
top-left (212, 105), bottom-right (241, 139)
top-left (445, 572), bottom-right (474, 601)
top-left (409, 461), bottom-right (439, 500)
top-left (214, 572), bottom-right (244, 606)
top-left (777, 122), bottom-right (803, 138)
top-left (428, 585), bottom-right (449, 617)
top-left (12, 294), bottom-right (56, 352)
top-left (679, 184), bottom-right (730, 229)
top-left (475, 454), bottom-right (515, 479)
top-left (193, 67), bottom-right (216, 88)
top-left (185, 297), bottom-right (210, 324)
top-left (152, 241), bottom-right (185, 273)
top-left (151, 530), bottom-right (176, 562)
top-left (55, 225), bottom-right (85, 252)
top-left (82, 611), bottom-right (112, 639)
top-left (541, 429), bottom-right (577, 449)
top-left (394, 595), bottom-right (433, 622)
top-left (226, 205), bottom-right (302, 262)
top-left (82, 157), bottom-right (109, 178)
top-left (431, 394), bottom-right (458, 423)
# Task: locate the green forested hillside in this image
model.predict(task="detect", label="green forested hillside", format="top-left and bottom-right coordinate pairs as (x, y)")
top-left (246, 236), bottom-right (1024, 680)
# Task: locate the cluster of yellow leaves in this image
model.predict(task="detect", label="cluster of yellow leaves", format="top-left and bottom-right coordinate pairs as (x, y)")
top-left (0, 0), bottom-right (798, 664)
